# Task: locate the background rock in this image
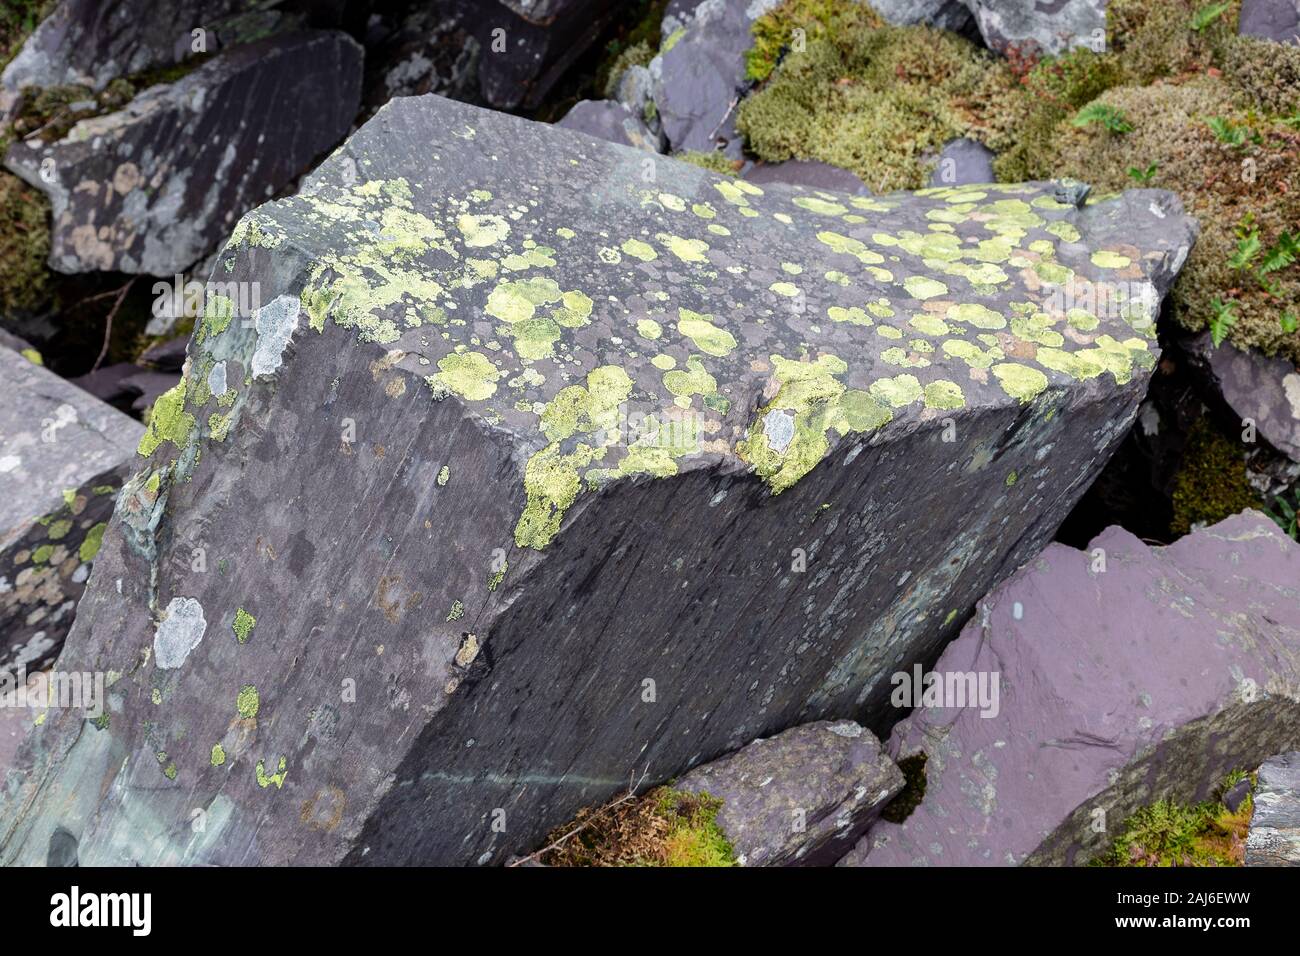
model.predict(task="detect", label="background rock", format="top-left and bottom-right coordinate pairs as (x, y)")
top-left (1246, 751), bottom-right (1300, 865)
top-left (0, 94), bottom-right (1194, 867)
top-left (961, 0), bottom-right (1107, 57)
top-left (874, 0), bottom-right (973, 33)
top-left (928, 138), bottom-right (996, 188)
top-left (675, 719), bottom-right (903, 865)
top-left (843, 511), bottom-right (1300, 867)
top-left (556, 99), bottom-right (660, 152)
top-left (5, 31), bottom-right (362, 276)
top-left (1183, 332), bottom-right (1300, 464)
top-left (1239, 0), bottom-right (1300, 44)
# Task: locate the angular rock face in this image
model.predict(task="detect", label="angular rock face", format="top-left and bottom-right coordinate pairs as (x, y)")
top-left (1239, 0), bottom-right (1300, 44)
top-left (0, 0), bottom-right (264, 119)
top-left (1184, 332), bottom-right (1300, 463)
top-left (929, 139), bottom-right (996, 189)
top-left (675, 720), bottom-right (903, 866)
top-left (1246, 752), bottom-right (1300, 865)
top-left (4, 31), bottom-right (362, 276)
top-left (0, 93), bottom-right (1194, 867)
top-left (556, 100), bottom-right (659, 152)
top-left (842, 512), bottom-right (1300, 868)
top-left (961, 0), bottom-right (1107, 57)
top-left (0, 346), bottom-right (143, 675)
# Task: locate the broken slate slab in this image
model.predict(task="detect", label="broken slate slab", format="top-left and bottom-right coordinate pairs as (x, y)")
top-left (4, 31), bottom-right (362, 276)
top-left (0, 346), bottom-right (143, 675)
top-left (1246, 752), bottom-right (1300, 865)
top-left (1239, 0), bottom-right (1300, 44)
top-left (841, 511), bottom-right (1300, 867)
top-left (556, 100), bottom-right (660, 153)
top-left (928, 139), bottom-right (996, 189)
top-left (962, 0), bottom-right (1107, 57)
top-left (675, 719), bottom-right (903, 866)
top-left (1183, 331), bottom-right (1300, 463)
top-left (0, 93), bottom-right (1194, 867)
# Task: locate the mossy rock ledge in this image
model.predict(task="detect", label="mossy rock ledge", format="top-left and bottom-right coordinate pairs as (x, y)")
top-left (0, 93), bottom-right (1195, 865)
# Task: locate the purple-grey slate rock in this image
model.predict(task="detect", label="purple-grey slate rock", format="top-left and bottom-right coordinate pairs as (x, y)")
top-left (1246, 751), bottom-right (1300, 865)
top-left (1239, 0), bottom-right (1300, 44)
top-left (743, 160), bottom-right (871, 195)
top-left (4, 31), bottom-right (362, 276)
top-left (0, 94), bottom-right (1194, 867)
top-left (654, 0), bottom-right (765, 155)
top-left (961, 0), bottom-right (1108, 57)
top-left (1222, 775), bottom-right (1253, 813)
top-left (1183, 332), bottom-right (1300, 463)
top-left (874, 0), bottom-right (973, 32)
top-left (842, 511), bottom-right (1300, 867)
top-left (0, 346), bottom-right (142, 677)
top-left (928, 138), bottom-right (996, 188)
top-left (675, 720), bottom-right (903, 866)
top-left (360, 4), bottom-right (481, 119)
top-left (556, 100), bottom-right (660, 153)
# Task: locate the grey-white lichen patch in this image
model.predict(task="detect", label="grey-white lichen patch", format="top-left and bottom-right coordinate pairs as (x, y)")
top-left (763, 409), bottom-right (796, 454)
top-left (251, 294), bottom-right (302, 378)
top-left (207, 361), bottom-right (227, 398)
top-left (153, 597), bottom-right (207, 669)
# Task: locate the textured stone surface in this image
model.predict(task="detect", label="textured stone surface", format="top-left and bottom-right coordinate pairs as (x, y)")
top-left (1246, 751), bottom-right (1300, 865)
top-left (0, 346), bottom-right (143, 675)
top-left (654, 0), bottom-right (765, 155)
top-left (842, 511), bottom-right (1300, 867)
top-left (743, 160), bottom-right (870, 195)
top-left (0, 0), bottom-right (264, 119)
top-left (874, 0), bottom-right (973, 32)
top-left (5, 31), bottom-right (362, 275)
top-left (0, 93), bottom-right (1194, 867)
top-left (961, 0), bottom-right (1107, 57)
top-left (676, 719), bottom-right (902, 866)
top-left (1239, 0), bottom-right (1300, 44)
top-left (1184, 332), bottom-right (1300, 463)
top-left (929, 139), bottom-right (996, 189)
top-left (556, 100), bottom-right (659, 152)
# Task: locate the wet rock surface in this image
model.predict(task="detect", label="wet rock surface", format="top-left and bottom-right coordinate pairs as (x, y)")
top-left (675, 719), bottom-right (903, 866)
top-left (0, 346), bottom-right (143, 675)
top-left (843, 511), bottom-right (1300, 867)
top-left (5, 31), bottom-right (362, 276)
top-left (1246, 751), bottom-right (1300, 865)
top-left (0, 93), bottom-right (1195, 866)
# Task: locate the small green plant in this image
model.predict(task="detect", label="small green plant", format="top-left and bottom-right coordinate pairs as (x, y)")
top-left (1091, 770), bottom-right (1253, 866)
top-left (1257, 231), bottom-right (1299, 277)
top-left (1207, 115), bottom-right (1248, 145)
top-left (1268, 489), bottom-right (1299, 540)
top-left (1228, 228), bottom-right (1261, 270)
top-left (1208, 298), bottom-right (1238, 346)
top-left (1127, 162), bottom-right (1158, 183)
top-left (1190, 2), bottom-right (1232, 32)
top-left (1282, 311), bottom-right (1299, 334)
top-left (1072, 101), bottom-right (1133, 133)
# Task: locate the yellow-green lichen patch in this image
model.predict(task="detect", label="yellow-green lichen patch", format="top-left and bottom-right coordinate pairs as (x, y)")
top-left (236, 684), bottom-right (260, 720)
top-left (677, 309), bottom-right (737, 356)
top-left (232, 608), bottom-right (256, 644)
top-left (431, 351), bottom-right (502, 401)
top-left (904, 276), bottom-right (948, 299)
top-left (210, 744), bottom-right (226, 767)
top-left (946, 302), bottom-right (1007, 330)
top-left (437, 465), bottom-right (450, 486)
top-left (1090, 249), bottom-right (1132, 269)
top-left (456, 213), bottom-right (510, 247)
top-left (256, 756), bottom-right (288, 790)
top-left (923, 380), bottom-right (966, 409)
top-left (137, 381), bottom-right (197, 458)
top-left (622, 238), bottom-right (658, 261)
top-left (828, 306), bottom-right (873, 327)
top-left (78, 522), bottom-right (107, 562)
top-left (658, 234), bottom-right (710, 263)
top-left (636, 318), bottom-right (663, 340)
top-left (662, 355), bottom-right (718, 403)
top-left (992, 363), bottom-right (1049, 403)
top-left (869, 374), bottom-right (924, 407)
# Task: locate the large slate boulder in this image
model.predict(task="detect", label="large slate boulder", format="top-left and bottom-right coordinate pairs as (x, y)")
top-left (0, 346), bottom-right (143, 676)
top-left (1183, 332), bottom-right (1300, 463)
top-left (961, 0), bottom-right (1107, 57)
top-left (842, 511), bottom-right (1300, 867)
top-left (743, 160), bottom-right (870, 195)
top-left (0, 93), bottom-right (1194, 867)
top-left (4, 31), bottom-right (362, 275)
top-left (675, 719), bottom-right (903, 865)
top-left (1246, 751), bottom-right (1300, 865)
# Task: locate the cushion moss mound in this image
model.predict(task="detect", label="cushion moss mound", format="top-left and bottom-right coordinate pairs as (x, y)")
top-left (1091, 771), bottom-right (1253, 867)
top-left (737, 3), bottom-right (1020, 191)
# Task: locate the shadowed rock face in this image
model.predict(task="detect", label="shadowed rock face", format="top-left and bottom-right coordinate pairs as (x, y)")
top-left (0, 93), bottom-right (1194, 866)
top-left (843, 511), bottom-right (1300, 868)
top-left (0, 346), bottom-right (143, 682)
top-left (1183, 331), bottom-right (1300, 464)
top-left (675, 719), bottom-right (903, 866)
top-left (4, 31), bottom-right (362, 276)
top-left (1247, 751), bottom-right (1300, 865)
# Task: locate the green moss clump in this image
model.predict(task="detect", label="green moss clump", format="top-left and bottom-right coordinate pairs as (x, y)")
top-left (677, 149), bottom-right (741, 176)
top-left (601, 40), bottom-right (655, 98)
top-left (737, 11), bottom-right (1020, 191)
top-left (1105, 0), bottom-right (1240, 85)
top-left (0, 0), bottom-right (55, 72)
top-left (1169, 416), bottom-right (1263, 535)
top-left (880, 752), bottom-right (927, 824)
top-left (745, 0), bottom-right (883, 83)
top-left (0, 170), bottom-right (51, 315)
top-left (1222, 34), bottom-right (1300, 116)
top-left (538, 786), bottom-right (735, 867)
top-left (1091, 771), bottom-right (1252, 866)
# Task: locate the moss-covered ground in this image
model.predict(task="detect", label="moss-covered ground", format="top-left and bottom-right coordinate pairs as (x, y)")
top-left (1091, 770), bottom-right (1253, 866)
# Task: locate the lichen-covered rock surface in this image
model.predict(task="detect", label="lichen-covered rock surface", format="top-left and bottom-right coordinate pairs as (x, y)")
top-left (675, 719), bottom-right (903, 865)
top-left (0, 345), bottom-right (143, 675)
top-left (1246, 751), bottom-right (1300, 865)
top-left (0, 92), bottom-right (1195, 866)
top-left (842, 511), bottom-right (1300, 867)
top-left (4, 30), bottom-right (362, 275)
